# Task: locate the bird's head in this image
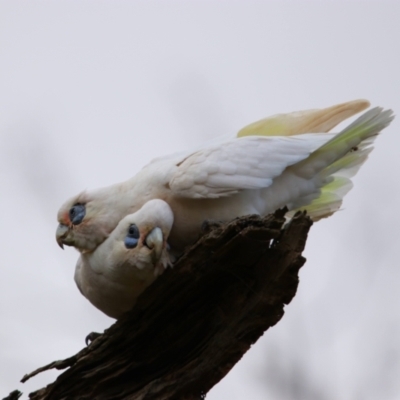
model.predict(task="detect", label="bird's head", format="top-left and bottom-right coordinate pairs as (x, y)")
top-left (103, 199), bottom-right (174, 277)
top-left (56, 189), bottom-right (120, 253)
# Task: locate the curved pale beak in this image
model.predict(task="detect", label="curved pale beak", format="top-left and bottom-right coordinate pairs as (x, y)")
top-left (56, 224), bottom-right (69, 249)
top-left (144, 227), bottom-right (164, 262)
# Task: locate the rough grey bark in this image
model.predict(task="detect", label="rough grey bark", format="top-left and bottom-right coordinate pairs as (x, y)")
top-left (16, 209), bottom-right (312, 400)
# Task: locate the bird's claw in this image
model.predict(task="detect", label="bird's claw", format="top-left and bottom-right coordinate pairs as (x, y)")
top-left (201, 219), bottom-right (223, 234)
top-left (85, 331), bottom-right (102, 346)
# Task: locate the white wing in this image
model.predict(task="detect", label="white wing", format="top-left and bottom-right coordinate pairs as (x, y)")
top-left (169, 133), bottom-right (335, 198)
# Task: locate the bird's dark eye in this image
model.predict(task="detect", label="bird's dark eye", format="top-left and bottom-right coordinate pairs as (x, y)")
top-left (69, 204), bottom-right (86, 225)
top-left (128, 224), bottom-right (140, 238)
top-left (125, 224), bottom-right (140, 249)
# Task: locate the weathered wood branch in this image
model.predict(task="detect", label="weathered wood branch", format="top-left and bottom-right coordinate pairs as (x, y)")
top-left (18, 209), bottom-right (312, 400)
top-left (2, 391), bottom-right (22, 400)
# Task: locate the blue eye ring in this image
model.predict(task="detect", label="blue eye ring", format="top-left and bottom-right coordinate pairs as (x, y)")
top-left (125, 224), bottom-right (140, 249)
top-left (69, 204), bottom-right (86, 225)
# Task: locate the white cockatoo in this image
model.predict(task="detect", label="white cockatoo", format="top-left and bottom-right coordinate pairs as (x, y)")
top-left (56, 100), bottom-right (394, 255)
top-left (74, 199), bottom-right (173, 318)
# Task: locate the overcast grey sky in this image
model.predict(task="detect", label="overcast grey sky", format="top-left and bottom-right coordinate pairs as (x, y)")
top-left (1, 1), bottom-right (399, 399)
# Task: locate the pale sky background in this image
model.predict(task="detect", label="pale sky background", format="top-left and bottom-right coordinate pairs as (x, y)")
top-left (1, 1), bottom-right (399, 399)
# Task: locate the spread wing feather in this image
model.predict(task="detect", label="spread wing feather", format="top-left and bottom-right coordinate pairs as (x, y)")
top-left (169, 134), bottom-right (335, 198)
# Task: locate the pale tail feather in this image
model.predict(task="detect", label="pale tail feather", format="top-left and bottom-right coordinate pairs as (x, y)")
top-left (237, 99), bottom-right (370, 138)
top-left (287, 177), bottom-right (353, 221)
top-left (291, 107), bottom-right (394, 179)
top-left (287, 107), bottom-right (394, 220)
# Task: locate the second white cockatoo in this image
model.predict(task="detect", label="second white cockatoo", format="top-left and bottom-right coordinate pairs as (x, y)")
top-left (74, 199), bottom-right (173, 318)
top-left (56, 99), bottom-right (394, 255)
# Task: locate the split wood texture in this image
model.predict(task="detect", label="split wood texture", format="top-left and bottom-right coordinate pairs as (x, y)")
top-left (14, 209), bottom-right (312, 400)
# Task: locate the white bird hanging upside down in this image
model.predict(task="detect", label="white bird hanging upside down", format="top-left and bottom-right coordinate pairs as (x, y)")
top-left (74, 199), bottom-right (174, 319)
top-left (56, 99), bottom-right (394, 257)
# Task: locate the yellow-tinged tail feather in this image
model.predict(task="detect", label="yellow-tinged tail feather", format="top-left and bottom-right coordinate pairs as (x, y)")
top-left (237, 99), bottom-right (370, 138)
top-left (288, 107), bottom-right (394, 220)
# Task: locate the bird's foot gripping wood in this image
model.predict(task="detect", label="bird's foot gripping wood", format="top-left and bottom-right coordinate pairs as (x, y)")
top-left (21, 209), bottom-right (312, 400)
top-left (200, 219), bottom-right (224, 234)
top-left (85, 332), bottom-right (102, 346)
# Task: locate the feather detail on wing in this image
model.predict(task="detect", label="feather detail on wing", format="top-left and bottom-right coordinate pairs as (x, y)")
top-left (169, 134), bottom-right (335, 198)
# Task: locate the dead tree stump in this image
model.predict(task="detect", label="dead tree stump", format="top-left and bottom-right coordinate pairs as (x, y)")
top-left (16, 209), bottom-right (312, 400)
